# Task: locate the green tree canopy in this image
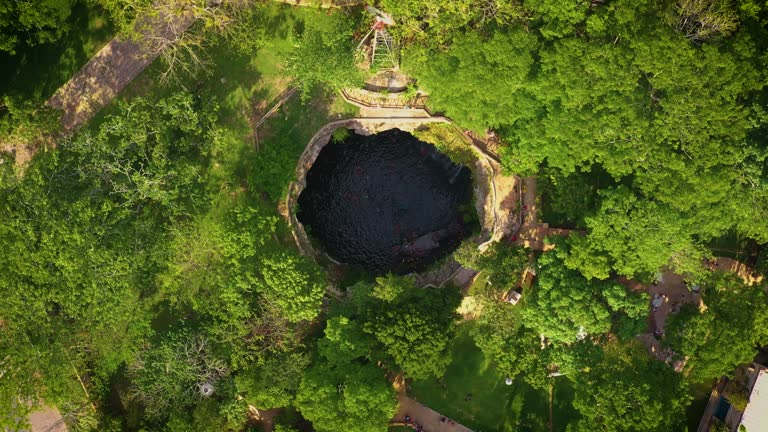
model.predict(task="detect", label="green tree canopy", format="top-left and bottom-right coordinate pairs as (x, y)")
top-left (665, 273), bottom-right (768, 382)
top-left (126, 332), bottom-right (229, 421)
top-left (524, 244), bottom-right (647, 343)
top-left (363, 279), bottom-right (462, 380)
top-left (473, 242), bottom-right (530, 295)
top-left (235, 351), bottom-right (310, 410)
top-left (295, 360), bottom-right (397, 432)
top-left (470, 302), bottom-right (544, 382)
top-left (564, 187), bottom-right (710, 280)
top-left (380, 0), bottom-right (526, 45)
top-left (525, 0), bottom-right (589, 39)
top-left (405, 29), bottom-right (540, 132)
top-left (259, 252), bottom-right (326, 323)
top-left (568, 342), bottom-right (690, 432)
top-left (318, 316), bottom-right (372, 365)
top-left (285, 10), bottom-right (363, 98)
top-left (0, 0), bottom-right (75, 53)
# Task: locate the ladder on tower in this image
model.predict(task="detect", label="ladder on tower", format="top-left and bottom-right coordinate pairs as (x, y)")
top-left (371, 29), bottom-right (398, 69)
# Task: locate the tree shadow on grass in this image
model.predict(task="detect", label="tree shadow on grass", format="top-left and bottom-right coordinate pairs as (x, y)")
top-left (260, 3), bottom-right (306, 40)
top-left (410, 323), bottom-right (564, 432)
top-left (0, 2), bottom-right (115, 99)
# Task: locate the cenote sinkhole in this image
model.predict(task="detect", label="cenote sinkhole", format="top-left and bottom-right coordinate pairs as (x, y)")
top-left (297, 128), bottom-right (476, 274)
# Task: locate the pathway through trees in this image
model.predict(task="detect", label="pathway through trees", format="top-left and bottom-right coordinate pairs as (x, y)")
top-left (47, 3), bottom-right (198, 132)
top-left (392, 375), bottom-right (473, 432)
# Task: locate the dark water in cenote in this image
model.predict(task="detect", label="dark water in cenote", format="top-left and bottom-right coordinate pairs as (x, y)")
top-left (297, 128), bottom-right (474, 274)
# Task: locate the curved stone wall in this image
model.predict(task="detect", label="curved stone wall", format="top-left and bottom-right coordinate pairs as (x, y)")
top-left (285, 117), bottom-right (499, 273)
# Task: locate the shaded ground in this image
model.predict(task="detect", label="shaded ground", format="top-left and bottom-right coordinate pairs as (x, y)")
top-left (0, 3), bottom-right (114, 164)
top-left (628, 259), bottom-right (762, 370)
top-left (415, 257), bottom-right (463, 288)
top-left (409, 323), bottom-right (576, 432)
top-left (0, 3), bottom-right (114, 99)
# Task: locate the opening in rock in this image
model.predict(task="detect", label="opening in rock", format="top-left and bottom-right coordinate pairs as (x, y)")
top-left (297, 128), bottom-right (475, 274)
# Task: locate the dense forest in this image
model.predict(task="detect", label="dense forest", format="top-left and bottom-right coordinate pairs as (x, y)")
top-left (1, 0), bottom-right (768, 431)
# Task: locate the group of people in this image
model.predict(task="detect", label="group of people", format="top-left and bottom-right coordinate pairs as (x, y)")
top-left (401, 414), bottom-right (457, 431)
top-left (402, 415), bottom-right (425, 431)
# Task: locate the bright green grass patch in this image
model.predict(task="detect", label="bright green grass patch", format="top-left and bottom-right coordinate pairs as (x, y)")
top-left (412, 123), bottom-right (477, 166)
top-left (203, 3), bottom-right (305, 129)
top-left (0, 1), bottom-right (114, 99)
top-left (409, 322), bottom-right (576, 432)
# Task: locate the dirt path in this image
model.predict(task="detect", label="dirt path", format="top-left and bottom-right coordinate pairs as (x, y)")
top-left (712, 257), bottom-right (763, 285)
top-left (47, 2), bottom-right (197, 132)
top-left (24, 405), bottom-right (68, 432)
top-left (489, 165), bottom-right (521, 239)
top-left (632, 259), bottom-right (761, 371)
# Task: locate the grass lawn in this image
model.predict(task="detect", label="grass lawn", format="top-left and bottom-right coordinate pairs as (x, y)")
top-left (0, 1), bottom-right (114, 99)
top-left (409, 322), bottom-right (577, 432)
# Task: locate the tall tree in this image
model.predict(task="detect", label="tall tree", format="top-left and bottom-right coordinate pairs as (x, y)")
top-left (568, 342), bottom-right (690, 432)
top-left (363, 279), bottom-right (461, 380)
top-left (380, 0), bottom-right (526, 45)
top-left (665, 273), bottom-right (768, 382)
top-left (404, 28), bottom-right (541, 132)
top-left (295, 360), bottom-right (397, 432)
top-left (524, 242), bottom-right (648, 343)
top-left (525, 0), bottom-right (589, 39)
top-left (126, 333), bottom-right (229, 421)
top-left (0, 0), bottom-right (75, 53)
top-left (258, 252), bottom-right (326, 323)
top-left (285, 10), bottom-right (363, 98)
top-left (564, 187), bottom-right (710, 280)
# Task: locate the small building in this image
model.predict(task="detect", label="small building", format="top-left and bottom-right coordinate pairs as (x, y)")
top-left (504, 289), bottom-right (522, 305)
top-left (697, 363), bottom-right (768, 432)
top-left (501, 266), bottom-right (536, 305)
top-left (739, 365), bottom-right (768, 431)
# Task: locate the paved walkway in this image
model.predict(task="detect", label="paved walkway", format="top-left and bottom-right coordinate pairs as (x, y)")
top-left (341, 90), bottom-right (431, 119)
top-left (393, 396), bottom-right (473, 432)
top-left (47, 2), bottom-right (197, 132)
top-left (392, 375), bottom-right (473, 432)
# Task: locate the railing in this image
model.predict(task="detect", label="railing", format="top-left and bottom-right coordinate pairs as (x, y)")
top-left (340, 88), bottom-right (430, 111)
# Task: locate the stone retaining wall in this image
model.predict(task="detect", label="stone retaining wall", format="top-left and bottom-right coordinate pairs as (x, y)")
top-left (285, 117), bottom-right (499, 287)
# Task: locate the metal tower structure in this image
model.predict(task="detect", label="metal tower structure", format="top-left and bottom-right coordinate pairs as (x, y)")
top-left (356, 6), bottom-right (399, 69)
